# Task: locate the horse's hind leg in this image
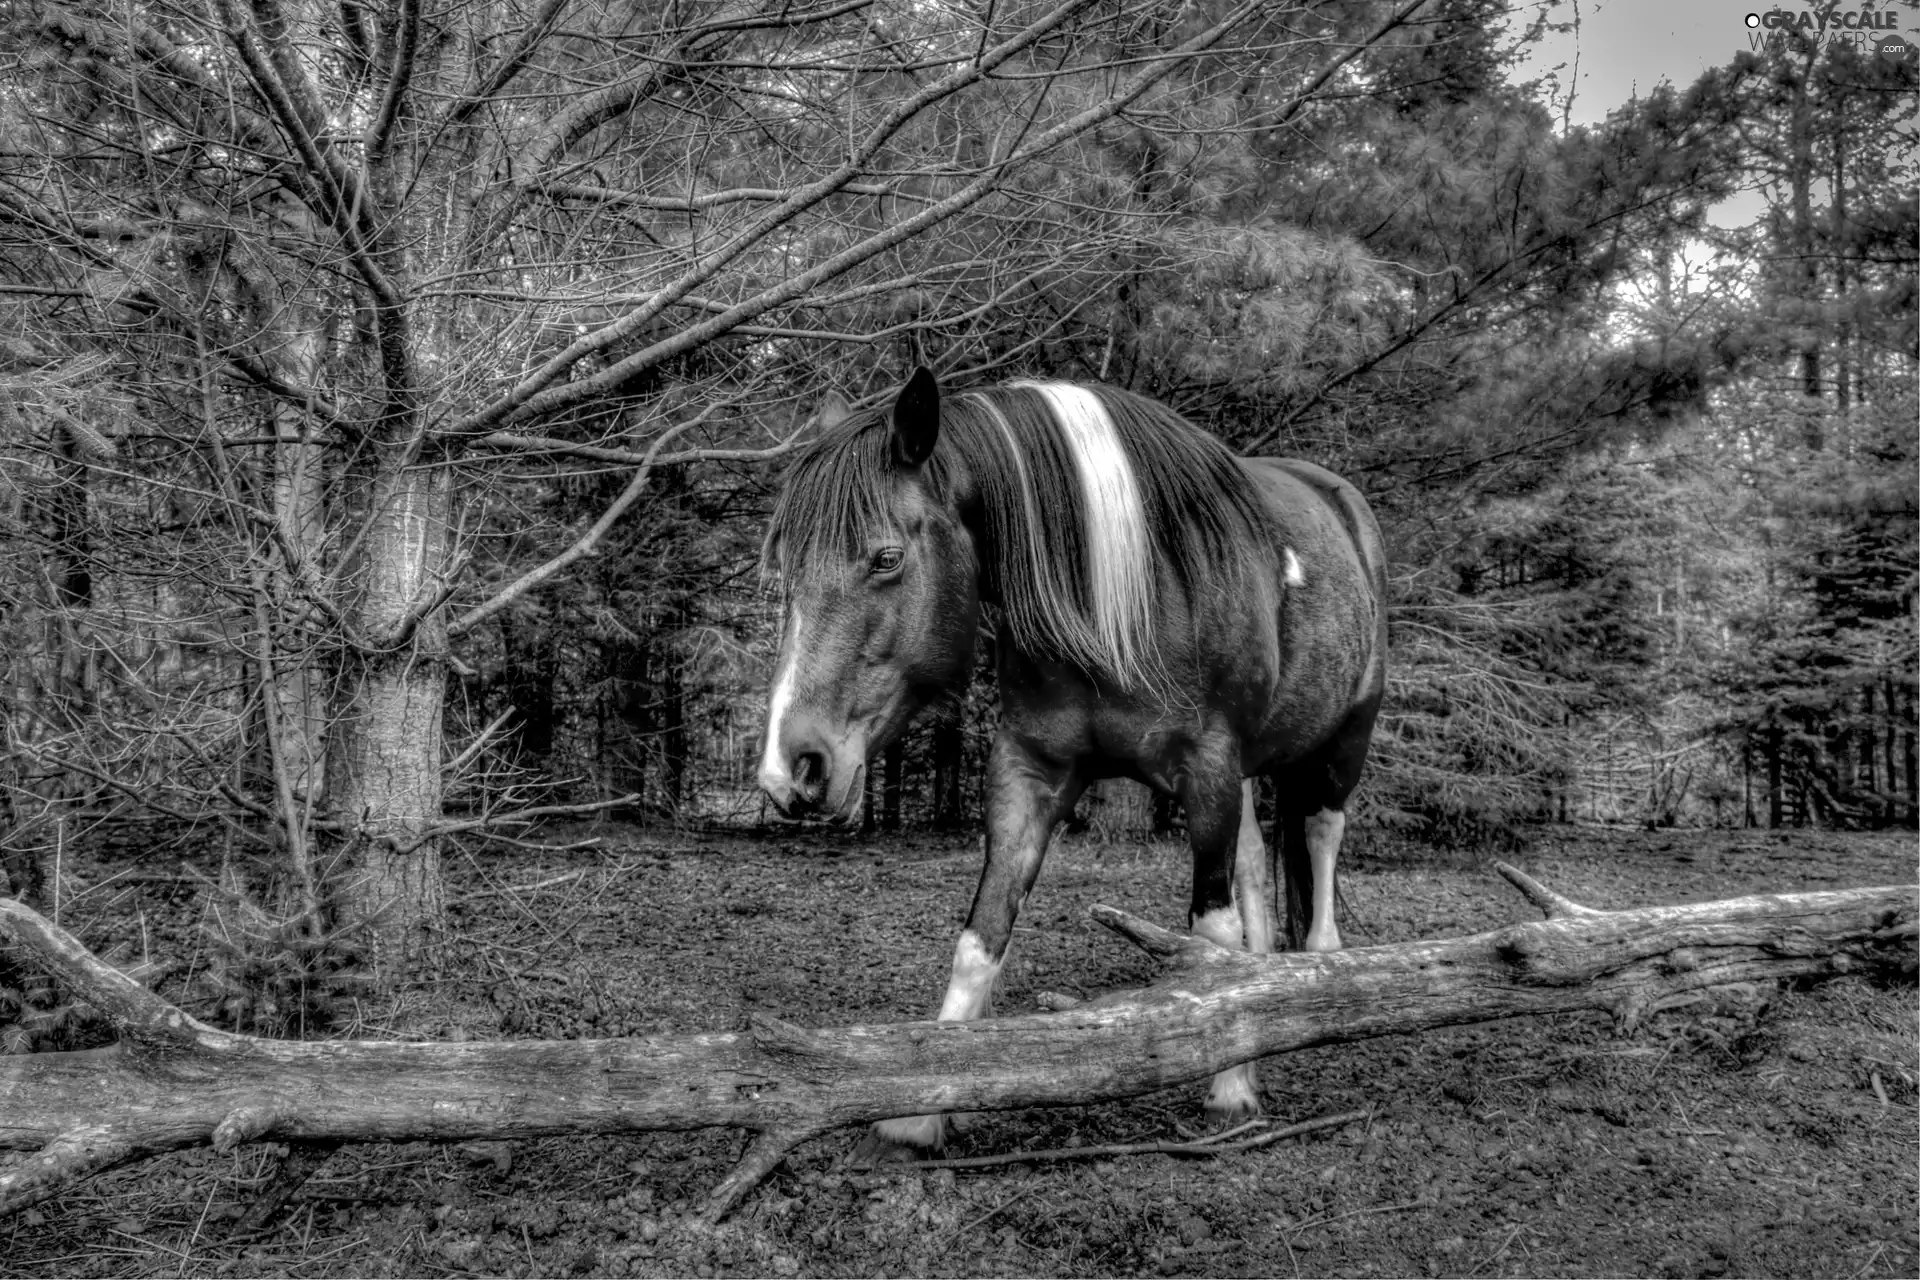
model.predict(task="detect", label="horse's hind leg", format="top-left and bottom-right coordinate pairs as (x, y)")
top-left (1188, 773), bottom-right (1264, 1125)
top-left (1300, 809), bottom-right (1344, 952)
top-left (1276, 800), bottom-right (1347, 953)
top-left (1275, 712), bottom-right (1373, 952)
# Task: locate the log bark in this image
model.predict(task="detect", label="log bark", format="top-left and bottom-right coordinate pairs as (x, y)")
top-left (1, 866), bottom-right (1913, 1224)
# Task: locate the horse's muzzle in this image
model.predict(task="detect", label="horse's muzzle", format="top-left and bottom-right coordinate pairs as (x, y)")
top-left (761, 751), bottom-right (868, 826)
top-left (762, 751), bottom-right (827, 818)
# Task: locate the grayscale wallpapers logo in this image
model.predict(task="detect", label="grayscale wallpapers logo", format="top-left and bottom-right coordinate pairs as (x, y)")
top-left (1745, 8), bottom-right (1915, 60)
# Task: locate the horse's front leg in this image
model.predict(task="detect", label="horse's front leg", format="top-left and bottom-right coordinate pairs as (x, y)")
top-left (854, 736), bottom-right (1079, 1162)
top-left (1188, 770), bottom-right (1267, 1126)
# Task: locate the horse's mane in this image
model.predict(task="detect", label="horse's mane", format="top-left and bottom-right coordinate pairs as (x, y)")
top-left (763, 381), bottom-right (1273, 690)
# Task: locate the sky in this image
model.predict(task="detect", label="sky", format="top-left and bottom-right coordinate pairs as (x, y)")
top-left (1506, 0), bottom-right (1813, 226)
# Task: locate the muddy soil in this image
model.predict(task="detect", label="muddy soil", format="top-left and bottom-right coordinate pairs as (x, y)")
top-left (2, 824), bottom-right (1915, 1278)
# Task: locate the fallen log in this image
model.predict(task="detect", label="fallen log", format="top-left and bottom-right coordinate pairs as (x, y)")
top-left (1, 864), bottom-right (1913, 1223)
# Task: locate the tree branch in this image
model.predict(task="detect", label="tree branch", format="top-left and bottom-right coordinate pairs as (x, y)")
top-left (446, 410), bottom-right (803, 637)
top-left (363, 0), bottom-right (422, 158)
top-left (530, 179), bottom-right (897, 213)
top-left (453, 0), bottom-right (1108, 435)
top-left (443, 0), bottom-right (571, 127)
top-left (459, 0), bottom-right (1264, 435)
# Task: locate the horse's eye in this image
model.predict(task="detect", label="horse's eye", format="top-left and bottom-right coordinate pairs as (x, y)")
top-left (872, 547), bottom-right (904, 575)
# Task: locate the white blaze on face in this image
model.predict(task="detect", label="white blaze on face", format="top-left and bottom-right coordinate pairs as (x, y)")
top-left (1016, 382), bottom-right (1155, 685)
top-left (757, 607), bottom-right (805, 793)
top-left (1284, 547), bottom-right (1306, 587)
top-left (936, 929), bottom-right (1003, 1022)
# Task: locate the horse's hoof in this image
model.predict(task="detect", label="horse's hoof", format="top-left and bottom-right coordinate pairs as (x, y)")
top-left (1204, 1063), bottom-right (1263, 1128)
top-left (1203, 1096), bottom-right (1264, 1128)
top-left (849, 1115), bottom-right (946, 1166)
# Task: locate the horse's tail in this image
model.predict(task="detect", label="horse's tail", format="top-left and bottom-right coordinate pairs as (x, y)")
top-left (1275, 807), bottom-right (1314, 952)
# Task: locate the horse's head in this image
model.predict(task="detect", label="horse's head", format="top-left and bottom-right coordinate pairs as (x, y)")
top-left (758, 368), bottom-right (981, 822)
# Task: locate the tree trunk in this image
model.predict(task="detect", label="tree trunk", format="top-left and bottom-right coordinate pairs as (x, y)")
top-left (326, 460), bottom-right (452, 988)
top-left (931, 723), bottom-right (963, 830)
top-left (1768, 724), bottom-right (1785, 828)
top-left (32, 430), bottom-right (94, 721)
top-left (2, 869), bottom-right (1912, 1223)
top-left (1787, 33), bottom-right (1824, 437)
top-left (1904, 680), bottom-right (1917, 825)
top-left (1883, 676), bottom-right (1900, 822)
top-left (1744, 736), bottom-right (1755, 828)
top-left (1151, 790), bottom-right (1181, 838)
top-left (500, 613), bottom-right (558, 763)
top-left (1831, 121), bottom-right (1850, 415)
top-left (660, 657), bottom-right (687, 817)
top-left (257, 318), bottom-right (332, 815)
top-left (1860, 684), bottom-right (1876, 809)
top-left (882, 740), bottom-right (903, 832)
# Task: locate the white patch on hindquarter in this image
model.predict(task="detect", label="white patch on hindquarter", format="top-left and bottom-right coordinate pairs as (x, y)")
top-left (756, 608), bottom-right (804, 792)
top-left (1302, 808), bottom-right (1345, 952)
top-left (1016, 382), bottom-right (1155, 685)
top-left (936, 929), bottom-right (1003, 1022)
top-left (1283, 547), bottom-right (1306, 587)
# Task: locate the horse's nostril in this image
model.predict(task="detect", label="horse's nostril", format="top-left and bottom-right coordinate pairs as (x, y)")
top-left (793, 751), bottom-right (825, 798)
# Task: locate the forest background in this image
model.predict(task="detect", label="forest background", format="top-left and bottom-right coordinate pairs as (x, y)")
top-left (1, 0), bottom-right (1914, 1004)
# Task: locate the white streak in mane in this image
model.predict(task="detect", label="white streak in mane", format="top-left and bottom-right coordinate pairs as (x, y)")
top-left (1284, 547), bottom-right (1306, 587)
top-left (1017, 382), bottom-right (1157, 687)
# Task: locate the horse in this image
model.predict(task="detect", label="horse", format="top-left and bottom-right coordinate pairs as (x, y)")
top-left (757, 367), bottom-right (1387, 1160)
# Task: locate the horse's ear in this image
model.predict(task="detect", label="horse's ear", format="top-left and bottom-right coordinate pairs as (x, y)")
top-left (890, 366), bottom-right (940, 467)
top-left (814, 391), bottom-right (851, 430)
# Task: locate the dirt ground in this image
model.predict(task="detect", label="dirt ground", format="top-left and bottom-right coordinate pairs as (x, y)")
top-left (3, 824), bottom-right (1916, 1278)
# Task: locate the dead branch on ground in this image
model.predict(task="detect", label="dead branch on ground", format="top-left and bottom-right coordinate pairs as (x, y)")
top-left (1, 865), bottom-right (1912, 1224)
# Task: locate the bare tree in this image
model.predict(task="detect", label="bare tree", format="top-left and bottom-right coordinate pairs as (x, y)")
top-left (5, 0), bottom-right (1456, 997)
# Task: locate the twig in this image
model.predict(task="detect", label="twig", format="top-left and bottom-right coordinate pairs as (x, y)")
top-left (395, 794), bottom-right (640, 852)
top-left (902, 1109), bottom-right (1368, 1171)
top-left (1287, 1196), bottom-right (1431, 1234)
top-left (230, 1140), bottom-right (340, 1238)
top-left (444, 708), bottom-right (517, 778)
top-left (701, 1128), bottom-right (814, 1224)
top-left (1466, 1223), bottom-right (1524, 1276)
top-left (464, 870), bottom-right (588, 900)
top-left (1870, 1072), bottom-right (1890, 1107)
top-left (934, 1184), bottom-right (1038, 1246)
top-left (464, 833), bottom-right (605, 853)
